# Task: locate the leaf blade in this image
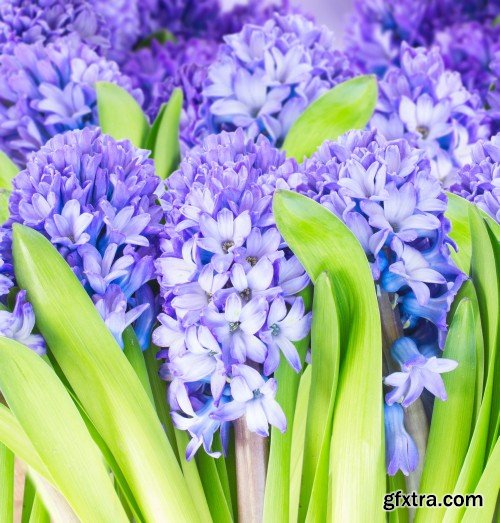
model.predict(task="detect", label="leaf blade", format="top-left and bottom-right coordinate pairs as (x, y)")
top-left (282, 75), bottom-right (378, 160)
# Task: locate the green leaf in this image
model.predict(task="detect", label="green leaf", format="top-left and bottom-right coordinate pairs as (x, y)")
top-left (273, 190), bottom-right (385, 521)
top-left (12, 225), bottom-right (201, 522)
top-left (263, 288), bottom-right (312, 523)
top-left (461, 437), bottom-right (500, 523)
top-left (0, 442), bottom-right (14, 522)
top-left (289, 365), bottom-right (312, 523)
top-left (387, 473), bottom-right (409, 523)
top-left (416, 299), bottom-right (476, 523)
top-left (96, 82), bottom-right (150, 147)
top-left (146, 88), bottom-right (183, 178)
top-left (300, 273), bottom-right (340, 522)
top-left (282, 75), bottom-right (378, 160)
top-left (28, 495), bottom-right (50, 523)
top-left (0, 337), bottom-right (128, 522)
top-left (22, 476), bottom-right (36, 523)
top-left (0, 151), bottom-right (19, 190)
top-left (445, 193), bottom-right (472, 273)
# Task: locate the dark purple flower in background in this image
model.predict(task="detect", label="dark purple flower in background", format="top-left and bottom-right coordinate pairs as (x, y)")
top-left (345, 0), bottom-right (500, 128)
top-left (199, 13), bottom-right (355, 147)
top-left (0, 36), bottom-right (142, 166)
top-left (370, 44), bottom-right (489, 187)
top-left (301, 128), bottom-right (465, 475)
top-left (451, 133), bottom-right (500, 221)
top-left (3, 127), bottom-right (162, 348)
top-left (154, 129), bottom-right (311, 458)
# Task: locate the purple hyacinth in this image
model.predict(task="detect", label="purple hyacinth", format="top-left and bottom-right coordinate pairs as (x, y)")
top-left (301, 129), bottom-right (465, 475)
top-left (199, 13), bottom-right (355, 147)
top-left (384, 403), bottom-right (419, 476)
top-left (0, 0), bottom-right (108, 54)
top-left (370, 44), bottom-right (489, 186)
top-left (451, 133), bottom-right (500, 221)
top-left (345, 0), bottom-right (500, 125)
top-left (0, 290), bottom-right (46, 355)
top-left (4, 128), bottom-right (162, 348)
top-left (153, 129), bottom-right (311, 458)
top-left (384, 337), bottom-right (457, 407)
top-left (0, 35), bottom-right (142, 166)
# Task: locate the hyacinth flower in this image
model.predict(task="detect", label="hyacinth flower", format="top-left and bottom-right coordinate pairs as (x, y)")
top-left (0, 35), bottom-right (142, 166)
top-left (123, 1), bottom-right (291, 146)
top-left (301, 129), bottom-right (465, 475)
top-left (199, 13), bottom-right (355, 147)
top-left (369, 43), bottom-right (489, 187)
top-left (153, 129), bottom-right (311, 458)
top-left (451, 133), bottom-right (500, 222)
top-left (345, 0), bottom-right (500, 123)
top-left (2, 127), bottom-right (162, 348)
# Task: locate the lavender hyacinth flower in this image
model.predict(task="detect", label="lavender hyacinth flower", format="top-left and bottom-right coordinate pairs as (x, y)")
top-left (0, 290), bottom-right (45, 354)
top-left (345, 0), bottom-right (500, 119)
top-left (200, 13), bottom-right (355, 146)
top-left (0, 36), bottom-right (142, 166)
top-left (154, 129), bottom-right (311, 458)
top-left (384, 337), bottom-right (457, 407)
top-left (4, 128), bottom-right (162, 348)
top-left (384, 403), bottom-right (419, 476)
top-left (451, 133), bottom-right (500, 221)
top-left (370, 44), bottom-right (489, 186)
top-left (302, 129), bottom-right (465, 474)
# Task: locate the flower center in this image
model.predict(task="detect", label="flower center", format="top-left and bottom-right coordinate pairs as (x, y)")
top-left (222, 240), bottom-right (235, 253)
top-left (240, 288), bottom-right (251, 301)
top-left (229, 321), bottom-right (241, 332)
top-left (246, 256), bottom-right (258, 266)
top-left (270, 323), bottom-right (280, 336)
top-left (416, 125), bottom-right (429, 139)
top-left (208, 350), bottom-right (218, 357)
top-left (253, 389), bottom-right (263, 399)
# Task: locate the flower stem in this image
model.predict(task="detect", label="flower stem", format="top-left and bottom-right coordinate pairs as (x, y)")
top-left (234, 419), bottom-right (268, 523)
top-left (377, 289), bottom-right (429, 492)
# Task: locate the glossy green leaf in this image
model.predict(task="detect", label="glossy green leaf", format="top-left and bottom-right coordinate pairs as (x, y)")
top-left (273, 190), bottom-right (385, 521)
top-left (12, 225), bottom-right (201, 522)
top-left (0, 404), bottom-right (50, 479)
top-left (123, 326), bottom-right (154, 405)
top-left (416, 299), bottom-right (476, 522)
top-left (300, 273), bottom-right (340, 521)
top-left (263, 286), bottom-right (311, 523)
top-left (0, 442), bottom-right (14, 522)
top-left (282, 75), bottom-right (378, 160)
top-left (22, 476), bottom-right (36, 523)
top-left (289, 365), bottom-right (312, 523)
top-left (461, 437), bottom-right (500, 523)
top-left (146, 88), bottom-right (183, 178)
top-left (96, 82), bottom-right (150, 147)
top-left (28, 495), bottom-right (50, 523)
top-left (0, 337), bottom-right (127, 522)
top-left (0, 151), bottom-right (18, 190)
top-left (445, 193), bottom-right (472, 273)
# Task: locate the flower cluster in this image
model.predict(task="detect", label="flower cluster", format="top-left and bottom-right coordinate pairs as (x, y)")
top-left (4, 127), bottom-right (162, 348)
top-left (451, 133), bottom-right (500, 222)
top-left (199, 13), bottom-right (355, 147)
top-left (0, 36), bottom-right (142, 166)
top-left (370, 44), bottom-right (489, 186)
top-left (301, 129), bottom-right (465, 475)
top-left (154, 129), bottom-right (311, 459)
top-left (345, 0), bottom-right (500, 124)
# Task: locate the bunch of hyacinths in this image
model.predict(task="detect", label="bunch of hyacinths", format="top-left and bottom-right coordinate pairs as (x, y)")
top-left (154, 129), bottom-right (311, 459)
top-left (0, 35), bottom-right (142, 166)
top-left (0, 0), bottom-right (153, 63)
top-left (199, 13), bottom-right (355, 147)
top-left (345, 0), bottom-right (500, 119)
top-left (451, 133), bottom-right (500, 222)
top-left (3, 127), bottom-right (162, 347)
top-left (370, 44), bottom-right (489, 187)
top-left (301, 129), bottom-right (465, 476)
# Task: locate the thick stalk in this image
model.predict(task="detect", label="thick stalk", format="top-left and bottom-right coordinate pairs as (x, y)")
top-left (377, 290), bottom-right (429, 494)
top-left (234, 418), bottom-right (268, 523)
